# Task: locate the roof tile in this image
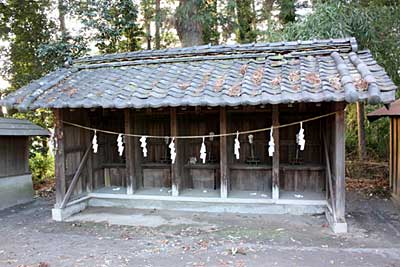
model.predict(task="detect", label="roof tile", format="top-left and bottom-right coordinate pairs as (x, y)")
top-left (0, 38), bottom-right (397, 111)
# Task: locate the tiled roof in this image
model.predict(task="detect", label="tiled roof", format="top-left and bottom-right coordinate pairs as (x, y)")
top-left (0, 117), bottom-right (49, 136)
top-left (0, 37), bottom-right (397, 111)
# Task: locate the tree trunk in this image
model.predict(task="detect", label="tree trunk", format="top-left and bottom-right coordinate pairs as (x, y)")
top-left (236, 0), bottom-right (256, 43)
top-left (57, 0), bottom-right (67, 37)
top-left (261, 0), bottom-right (275, 20)
top-left (155, 0), bottom-right (161, 49)
top-left (175, 0), bottom-right (204, 47)
top-left (146, 22), bottom-right (151, 50)
top-left (357, 102), bottom-right (367, 160)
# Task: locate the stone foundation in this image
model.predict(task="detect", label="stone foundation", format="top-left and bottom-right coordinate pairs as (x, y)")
top-left (0, 174), bottom-right (33, 210)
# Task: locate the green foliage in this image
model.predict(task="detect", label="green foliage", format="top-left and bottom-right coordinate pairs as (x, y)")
top-left (152, 0), bottom-right (180, 48)
top-left (37, 36), bottom-right (89, 71)
top-left (218, 0), bottom-right (237, 42)
top-left (73, 0), bottom-right (144, 53)
top-left (235, 0), bottom-right (257, 43)
top-left (345, 104), bottom-right (390, 160)
top-left (141, 0), bottom-right (156, 48)
top-left (0, 0), bottom-right (54, 90)
top-left (278, 0), bottom-right (296, 24)
top-left (0, 0), bottom-right (56, 160)
top-left (259, 0), bottom-right (400, 160)
top-left (200, 0), bottom-right (219, 44)
top-left (280, 1), bottom-right (400, 86)
top-left (29, 151), bottom-right (54, 185)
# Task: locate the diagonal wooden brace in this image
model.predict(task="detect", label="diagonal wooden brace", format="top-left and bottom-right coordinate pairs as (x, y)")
top-left (323, 131), bottom-right (337, 222)
top-left (60, 146), bottom-right (91, 209)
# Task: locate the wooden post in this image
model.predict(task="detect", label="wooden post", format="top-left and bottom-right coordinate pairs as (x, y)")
top-left (389, 118), bottom-right (393, 190)
top-left (356, 102), bottom-right (366, 160)
top-left (54, 109), bottom-right (66, 207)
top-left (170, 108), bottom-right (180, 196)
top-left (333, 107), bottom-right (345, 219)
top-left (125, 109), bottom-right (136, 194)
top-left (84, 113), bottom-right (93, 193)
top-left (390, 118), bottom-right (399, 195)
top-left (220, 107), bottom-right (228, 198)
top-left (393, 117), bottom-right (400, 197)
top-left (272, 105), bottom-right (280, 200)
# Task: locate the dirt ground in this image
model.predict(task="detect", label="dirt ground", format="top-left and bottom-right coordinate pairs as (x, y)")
top-left (0, 192), bottom-right (400, 267)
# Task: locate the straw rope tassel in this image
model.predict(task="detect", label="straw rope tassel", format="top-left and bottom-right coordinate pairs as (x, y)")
top-left (234, 131), bottom-right (240, 160)
top-left (92, 130), bottom-right (98, 153)
top-left (268, 127), bottom-right (275, 157)
top-left (140, 136), bottom-right (148, 157)
top-left (200, 137), bottom-right (206, 164)
top-left (297, 122), bottom-right (305, 151)
top-left (169, 137), bottom-right (176, 164)
top-left (117, 134), bottom-right (124, 156)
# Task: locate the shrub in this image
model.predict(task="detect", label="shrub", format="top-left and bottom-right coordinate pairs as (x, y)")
top-left (29, 151), bottom-right (54, 186)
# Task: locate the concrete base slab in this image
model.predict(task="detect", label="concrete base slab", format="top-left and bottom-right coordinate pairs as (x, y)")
top-left (88, 197), bottom-right (326, 215)
top-left (51, 193), bottom-right (334, 232)
top-left (66, 207), bottom-right (211, 227)
top-left (0, 174), bottom-right (33, 210)
top-left (391, 193), bottom-right (400, 208)
top-left (325, 208), bottom-right (348, 233)
top-left (52, 198), bottom-right (89, 221)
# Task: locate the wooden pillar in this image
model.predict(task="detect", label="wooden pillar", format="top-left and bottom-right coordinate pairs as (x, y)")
top-left (54, 109), bottom-right (66, 207)
top-left (125, 109), bottom-right (136, 194)
top-left (81, 110), bottom-right (94, 192)
top-left (394, 118), bottom-right (398, 196)
top-left (396, 118), bottom-right (400, 196)
top-left (272, 105), bottom-right (280, 200)
top-left (170, 108), bottom-right (180, 196)
top-left (389, 118), bottom-right (393, 190)
top-left (85, 126), bottom-right (94, 192)
top-left (220, 107), bottom-right (228, 198)
top-left (333, 107), bottom-right (345, 219)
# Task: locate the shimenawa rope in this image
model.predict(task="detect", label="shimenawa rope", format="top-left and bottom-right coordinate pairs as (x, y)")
top-left (61, 111), bottom-right (338, 139)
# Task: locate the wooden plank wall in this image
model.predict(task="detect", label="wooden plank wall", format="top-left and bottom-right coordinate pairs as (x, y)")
top-left (139, 113), bottom-right (170, 163)
top-left (227, 110), bottom-right (273, 192)
top-left (63, 109), bottom-right (88, 197)
top-left (90, 109), bottom-right (126, 189)
top-left (228, 111), bottom-right (273, 165)
top-left (178, 111), bottom-right (220, 190)
top-left (60, 109), bottom-right (127, 199)
top-left (0, 136), bottom-right (29, 178)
